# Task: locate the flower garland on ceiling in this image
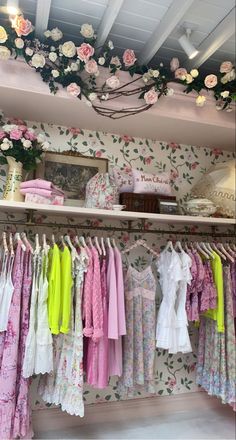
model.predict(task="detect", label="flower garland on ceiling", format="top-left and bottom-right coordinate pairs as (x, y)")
top-left (0, 14), bottom-right (235, 119)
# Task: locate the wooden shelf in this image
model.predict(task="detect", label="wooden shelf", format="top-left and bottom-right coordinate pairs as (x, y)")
top-left (0, 200), bottom-right (235, 226)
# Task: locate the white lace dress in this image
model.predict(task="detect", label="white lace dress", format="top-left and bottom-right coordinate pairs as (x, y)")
top-left (38, 248), bottom-right (89, 417)
top-left (156, 249), bottom-right (183, 351)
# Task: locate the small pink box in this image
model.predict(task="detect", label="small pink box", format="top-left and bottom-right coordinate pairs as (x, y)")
top-left (25, 193), bottom-right (64, 205)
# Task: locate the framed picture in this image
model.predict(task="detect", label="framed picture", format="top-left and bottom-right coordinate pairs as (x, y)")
top-left (36, 151), bottom-right (109, 206)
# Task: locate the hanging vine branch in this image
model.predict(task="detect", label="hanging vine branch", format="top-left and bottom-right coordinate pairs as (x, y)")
top-left (0, 14), bottom-right (235, 119)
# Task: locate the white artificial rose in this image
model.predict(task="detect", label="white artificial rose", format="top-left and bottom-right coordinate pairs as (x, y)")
top-left (37, 133), bottom-right (45, 143)
top-left (166, 88), bottom-right (174, 96)
top-left (221, 69), bottom-right (235, 84)
top-left (31, 53), bottom-right (46, 68)
top-left (0, 25), bottom-right (8, 44)
top-left (98, 57), bottom-right (105, 65)
top-left (106, 75), bottom-right (120, 89)
top-left (101, 93), bottom-right (109, 100)
top-left (110, 56), bottom-right (121, 68)
top-left (148, 69), bottom-right (159, 78)
top-left (190, 69), bottom-right (199, 78)
top-left (71, 62), bottom-right (78, 71)
top-left (51, 27), bottom-right (63, 41)
top-left (42, 141), bottom-right (50, 150)
top-left (196, 95), bottom-right (206, 107)
top-left (22, 139), bottom-right (32, 149)
top-left (220, 90), bottom-right (230, 98)
top-left (186, 74), bottom-right (193, 84)
top-left (64, 66), bottom-right (71, 74)
top-left (89, 92), bottom-right (97, 101)
top-left (80, 23), bottom-right (94, 39)
top-left (50, 46), bottom-right (56, 51)
top-left (3, 124), bottom-right (17, 132)
top-left (25, 47), bottom-right (33, 56)
top-left (61, 41), bottom-right (76, 58)
top-left (0, 46), bottom-right (11, 60)
top-left (49, 51), bottom-right (57, 62)
top-left (142, 72), bottom-right (151, 83)
top-left (108, 40), bottom-right (114, 49)
top-left (15, 38), bottom-right (24, 49)
top-left (52, 69), bottom-right (59, 78)
top-left (1, 142), bottom-right (10, 151)
top-left (44, 30), bottom-right (51, 38)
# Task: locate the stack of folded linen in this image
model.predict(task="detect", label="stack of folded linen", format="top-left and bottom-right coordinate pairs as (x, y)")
top-left (20, 179), bottom-right (65, 205)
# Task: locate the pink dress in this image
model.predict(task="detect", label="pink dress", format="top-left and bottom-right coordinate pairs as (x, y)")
top-left (0, 243), bottom-right (32, 439)
top-left (96, 257), bottom-right (109, 388)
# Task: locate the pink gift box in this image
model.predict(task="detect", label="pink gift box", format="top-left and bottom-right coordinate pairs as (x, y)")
top-left (25, 193), bottom-right (64, 205)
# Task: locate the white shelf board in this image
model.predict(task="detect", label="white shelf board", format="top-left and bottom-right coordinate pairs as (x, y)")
top-left (0, 200), bottom-right (235, 226)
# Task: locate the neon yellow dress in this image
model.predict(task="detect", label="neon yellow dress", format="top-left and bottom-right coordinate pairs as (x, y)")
top-left (60, 245), bottom-right (73, 334)
top-left (204, 251), bottom-right (224, 333)
top-left (47, 244), bottom-right (61, 335)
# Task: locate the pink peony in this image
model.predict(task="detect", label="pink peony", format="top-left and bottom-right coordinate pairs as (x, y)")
top-left (170, 57), bottom-right (179, 72)
top-left (12, 15), bottom-right (33, 37)
top-left (24, 130), bottom-right (36, 141)
top-left (77, 43), bottom-right (94, 62)
top-left (122, 135), bottom-right (134, 142)
top-left (0, 130), bottom-right (5, 139)
top-left (144, 156), bottom-right (152, 165)
top-left (67, 82), bottom-right (81, 97)
top-left (174, 68), bottom-right (187, 79)
top-left (204, 74), bottom-right (217, 88)
top-left (122, 49), bottom-right (137, 67)
top-left (85, 58), bottom-right (98, 75)
top-left (220, 61), bottom-right (233, 74)
top-left (18, 124), bottom-right (27, 132)
top-left (95, 150), bottom-right (102, 157)
top-left (9, 128), bottom-right (22, 140)
top-left (69, 127), bottom-right (81, 135)
top-left (144, 88), bottom-right (158, 105)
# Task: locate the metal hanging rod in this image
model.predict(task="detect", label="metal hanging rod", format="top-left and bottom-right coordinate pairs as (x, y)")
top-left (0, 219), bottom-right (235, 238)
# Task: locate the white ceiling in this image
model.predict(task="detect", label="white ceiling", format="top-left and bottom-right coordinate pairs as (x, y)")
top-left (0, 0), bottom-right (235, 73)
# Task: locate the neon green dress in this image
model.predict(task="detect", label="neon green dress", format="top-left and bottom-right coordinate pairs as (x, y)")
top-left (60, 245), bottom-right (73, 334)
top-left (47, 244), bottom-right (61, 335)
top-left (204, 251), bottom-right (224, 333)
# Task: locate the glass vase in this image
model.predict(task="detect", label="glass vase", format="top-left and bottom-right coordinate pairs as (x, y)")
top-left (3, 156), bottom-right (24, 202)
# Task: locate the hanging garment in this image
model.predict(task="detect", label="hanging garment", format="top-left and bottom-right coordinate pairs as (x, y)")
top-left (230, 261), bottom-right (236, 318)
top-left (173, 250), bottom-right (192, 354)
top-left (156, 248), bottom-right (182, 351)
top-left (39, 247), bottom-right (89, 417)
top-left (189, 250), bottom-right (205, 322)
top-left (204, 251), bottom-right (224, 333)
top-left (0, 242), bottom-right (32, 440)
top-left (23, 251), bottom-right (41, 378)
top-left (60, 245), bottom-right (73, 334)
top-left (13, 247), bottom-right (32, 439)
top-left (200, 260), bottom-right (217, 313)
top-left (119, 264), bottom-right (156, 391)
top-left (96, 256), bottom-right (109, 389)
top-left (47, 244), bottom-right (61, 335)
top-left (196, 264), bottom-right (236, 408)
top-left (34, 248), bottom-right (53, 375)
top-left (0, 255), bottom-right (14, 332)
top-left (186, 250), bottom-right (197, 321)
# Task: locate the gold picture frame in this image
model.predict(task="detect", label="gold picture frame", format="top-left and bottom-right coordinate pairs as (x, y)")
top-left (36, 151), bottom-right (109, 206)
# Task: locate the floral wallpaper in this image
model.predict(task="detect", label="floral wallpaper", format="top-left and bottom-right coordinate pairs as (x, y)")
top-left (0, 122), bottom-right (235, 411)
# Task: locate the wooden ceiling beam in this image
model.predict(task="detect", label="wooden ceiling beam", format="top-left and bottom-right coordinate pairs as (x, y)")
top-left (95, 0), bottom-right (124, 48)
top-left (138, 0), bottom-right (195, 65)
top-left (185, 7), bottom-right (235, 69)
top-left (35, 0), bottom-right (52, 38)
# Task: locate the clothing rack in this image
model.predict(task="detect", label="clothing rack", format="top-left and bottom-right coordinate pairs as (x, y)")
top-left (0, 218), bottom-right (235, 238)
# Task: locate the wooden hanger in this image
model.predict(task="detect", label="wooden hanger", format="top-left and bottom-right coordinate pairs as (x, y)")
top-left (100, 237), bottom-right (106, 256)
top-left (94, 236), bottom-right (102, 256)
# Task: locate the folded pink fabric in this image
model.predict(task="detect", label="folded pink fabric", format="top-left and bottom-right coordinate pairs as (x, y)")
top-left (20, 179), bottom-right (64, 195)
top-left (20, 188), bottom-right (63, 198)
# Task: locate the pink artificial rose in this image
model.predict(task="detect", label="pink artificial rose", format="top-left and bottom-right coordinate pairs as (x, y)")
top-left (85, 58), bottom-right (98, 74)
top-left (174, 68), bottom-right (187, 79)
top-left (170, 57), bottom-right (179, 72)
top-left (144, 88), bottom-right (158, 105)
top-left (12, 15), bottom-right (33, 37)
top-left (220, 61), bottom-right (233, 74)
top-left (122, 135), bottom-right (134, 142)
top-left (77, 43), bottom-right (94, 62)
top-left (18, 124), bottom-right (27, 132)
top-left (0, 130), bottom-right (6, 139)
top-left (9, 128), bottom-right (22, 140)
top-left (122, 49), bottom-right (137, 67)
top-left (144, 156), bottom-right (152, 165)
top-left (24, 130), bottom-right (36, 141)
top-left (67, 82), bottom-right (81, 97)
top-left (204, 74), bottom-right (217, 88)
top-left (69, 127), bottom-right (81, 135)
top-left (95, 150), bottom-right (102, 157)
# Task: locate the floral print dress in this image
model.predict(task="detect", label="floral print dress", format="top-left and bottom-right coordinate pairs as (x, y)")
top-left (119, 264), bottom-right (156, 393)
